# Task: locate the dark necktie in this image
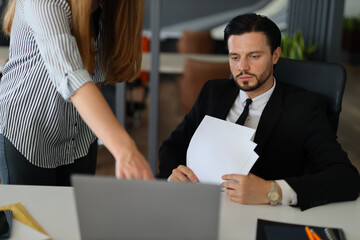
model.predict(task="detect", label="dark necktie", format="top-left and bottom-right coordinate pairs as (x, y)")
top-left (236, 98), bottom-right (252, 125)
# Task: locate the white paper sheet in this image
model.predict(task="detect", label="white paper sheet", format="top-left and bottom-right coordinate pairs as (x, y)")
top-left (187, 115), bottom-right (258, 185)
top-left (9, 219), bottom-right (49, 240)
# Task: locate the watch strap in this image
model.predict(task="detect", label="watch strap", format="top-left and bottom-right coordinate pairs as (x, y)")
top-left (268, 181), bottom-right (280, 206)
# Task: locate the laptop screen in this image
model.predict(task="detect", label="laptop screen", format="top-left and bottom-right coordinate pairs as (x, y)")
top-left (72, 175), bottom-right (220, 240)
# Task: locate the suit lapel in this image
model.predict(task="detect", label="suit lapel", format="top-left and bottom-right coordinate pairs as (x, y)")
top-left (254, 83), bottom-right (285, 155)
top-left (214, 80), bottom-right (240, 120)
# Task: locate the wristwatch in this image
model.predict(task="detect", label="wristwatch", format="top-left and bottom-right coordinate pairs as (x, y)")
top-left (267, 181), bottom-right (280, 206)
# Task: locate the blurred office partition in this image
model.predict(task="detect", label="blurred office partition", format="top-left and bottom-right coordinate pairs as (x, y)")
top-left (287, 0), bottom-right (345, 62)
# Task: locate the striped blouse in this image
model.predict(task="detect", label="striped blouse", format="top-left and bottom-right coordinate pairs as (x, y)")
top-left (0, 0), bottom-right (104, 168)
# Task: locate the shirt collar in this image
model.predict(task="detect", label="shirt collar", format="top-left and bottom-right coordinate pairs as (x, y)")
top-left (239, 77), bottom-right (276, 108)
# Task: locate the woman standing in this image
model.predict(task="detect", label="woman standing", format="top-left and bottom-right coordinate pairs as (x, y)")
top-left (0, 0), bottom-right (154, 185)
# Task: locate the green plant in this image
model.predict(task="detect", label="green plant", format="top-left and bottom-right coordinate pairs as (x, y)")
top-left (343, 16), bottom-right (360, 31)
top-left (280, 30), bottom-right (318, 60)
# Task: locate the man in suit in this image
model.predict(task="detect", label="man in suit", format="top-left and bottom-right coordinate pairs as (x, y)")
top-left (157, 13), bottom-right (360, 210)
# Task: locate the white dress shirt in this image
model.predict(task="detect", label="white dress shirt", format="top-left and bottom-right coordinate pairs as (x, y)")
top-left (169, 78), bottom-right (297, 205)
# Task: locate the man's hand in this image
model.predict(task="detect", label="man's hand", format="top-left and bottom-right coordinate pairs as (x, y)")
top-left (169, 165), bottom-right (199, 183)
top-left (221, 173), bottom-right (282, 204)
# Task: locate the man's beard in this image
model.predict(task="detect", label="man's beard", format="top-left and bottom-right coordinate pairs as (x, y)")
top-left (234, 65), bottom-right (272, 92)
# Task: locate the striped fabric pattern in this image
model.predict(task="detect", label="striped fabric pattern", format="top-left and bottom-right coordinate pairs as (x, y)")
top-left (0, 0), bottom-right (104, 168)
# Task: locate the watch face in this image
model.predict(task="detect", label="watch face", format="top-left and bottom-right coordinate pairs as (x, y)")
top-left (269, 192), bottom-right (279, 201)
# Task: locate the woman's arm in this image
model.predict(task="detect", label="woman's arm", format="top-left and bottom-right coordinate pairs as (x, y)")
top-left (25, 1), bottom-right (153, 179)
top-left (70, 82), bottom-right (154, 179)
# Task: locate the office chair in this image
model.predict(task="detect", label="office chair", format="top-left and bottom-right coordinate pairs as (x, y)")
top-left (178, 58), bottom-right (230, 111)
top-left (274, 58), bottom-right (346, 134)
top-left (176, 30), bottom-right (219, 111)
top-left (177, 30), bottom-right (215, 54)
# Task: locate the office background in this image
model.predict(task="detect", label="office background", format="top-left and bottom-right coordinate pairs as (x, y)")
top-left (97, 0), bottom-right (360, 176)
top-left (0, 0), bottom-right (358, 176)
top-left (0, 2), bottom-right (359, 239)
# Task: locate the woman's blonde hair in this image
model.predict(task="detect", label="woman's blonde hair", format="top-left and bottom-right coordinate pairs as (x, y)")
top-left (2, 0), bottom-right (144, 84)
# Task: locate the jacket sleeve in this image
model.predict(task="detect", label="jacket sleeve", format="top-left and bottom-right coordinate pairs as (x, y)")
top-left (285, 94), bottom-right (360, 210)
top-left (157, 81), bottom-right (212, 178)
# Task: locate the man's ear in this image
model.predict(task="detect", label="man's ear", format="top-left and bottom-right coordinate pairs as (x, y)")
top-left (272, 47), bottom-right (281, 64)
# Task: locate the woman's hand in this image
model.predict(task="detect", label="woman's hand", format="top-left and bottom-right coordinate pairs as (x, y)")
top-left (114, 144), bottom-right (154, 180)
top-left (70, 82), bottom-right (154, 180)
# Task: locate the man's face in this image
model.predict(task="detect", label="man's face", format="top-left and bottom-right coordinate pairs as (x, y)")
top-left (227, 32), bottom-right (280, 97)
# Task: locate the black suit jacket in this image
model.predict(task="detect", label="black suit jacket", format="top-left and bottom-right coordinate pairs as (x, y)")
top-left (158, 79), bottom-right (360, 210)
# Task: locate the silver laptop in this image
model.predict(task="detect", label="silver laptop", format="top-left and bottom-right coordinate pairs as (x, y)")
top-left (71, 175), bottom-right (220, 240)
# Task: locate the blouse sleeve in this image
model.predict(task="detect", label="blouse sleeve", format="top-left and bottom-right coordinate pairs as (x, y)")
top-left (24, 0), bottom-right (92, 100)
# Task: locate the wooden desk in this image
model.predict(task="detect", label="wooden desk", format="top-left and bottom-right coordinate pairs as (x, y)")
top-left (1, 184), bottom-right (359, 239)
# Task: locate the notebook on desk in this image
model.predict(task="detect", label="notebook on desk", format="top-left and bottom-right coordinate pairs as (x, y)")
top-left (256, 219), bottom-right (346, 240)
top-left (71, 175), bottom-right (220, 240)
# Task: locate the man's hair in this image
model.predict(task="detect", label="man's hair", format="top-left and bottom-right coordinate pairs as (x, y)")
top-left (224, 13), bottom-right (281, 54)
